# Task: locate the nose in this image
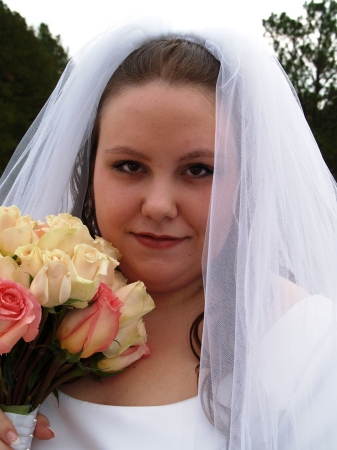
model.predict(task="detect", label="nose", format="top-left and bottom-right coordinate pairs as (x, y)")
top-left (141, 179), bottom-right (178, 222)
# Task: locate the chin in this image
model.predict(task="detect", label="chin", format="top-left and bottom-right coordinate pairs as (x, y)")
top-left (121, 264), bottom-right (201, 295)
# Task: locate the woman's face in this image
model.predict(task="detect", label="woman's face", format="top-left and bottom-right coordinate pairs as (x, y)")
top-left (93, 83), bottom-right (215, 293)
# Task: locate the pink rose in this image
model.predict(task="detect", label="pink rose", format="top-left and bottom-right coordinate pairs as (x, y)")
top-left (0, 278), bottom-right (42, 354)
top-left (56, 283), bottom-right (123, 358)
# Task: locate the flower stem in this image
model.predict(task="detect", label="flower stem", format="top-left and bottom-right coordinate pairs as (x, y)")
top-left (31, 353), bottom-right (66, 409)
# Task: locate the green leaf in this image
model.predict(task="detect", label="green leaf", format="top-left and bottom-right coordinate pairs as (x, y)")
top-left (65, 349), bottom-right (82, 363)
top-left (52, 389), bottom-right (59, 406)
top-left (47, 343), bottom-right (63, 355)
top-left (28, 273), bottom-right (34, 286)
top-left (86, 352), bottom-right (105, 367)
top-left (45, 307), bottom-right (58, 314)
top-left (63, 298), bottom-right (87, 306)
top-left (0, 404), bottom-right (32, 415)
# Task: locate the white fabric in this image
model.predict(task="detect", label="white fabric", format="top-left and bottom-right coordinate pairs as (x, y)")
top-left (33, 394), bottom-right (212, 450)
top-left (1, 17), bottom-right (337, 449)
top-left (32, 295), bottom-right (337, 450)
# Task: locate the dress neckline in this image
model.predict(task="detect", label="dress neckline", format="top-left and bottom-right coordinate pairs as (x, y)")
top-left (58, 390), bottom-right (199, 409)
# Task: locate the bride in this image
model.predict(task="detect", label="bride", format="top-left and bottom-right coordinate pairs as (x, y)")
top-left (0, 18), bottom-right (337, 449)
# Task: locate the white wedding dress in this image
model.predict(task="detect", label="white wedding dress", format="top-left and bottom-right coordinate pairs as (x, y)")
top-left (32, 295), bottom-right (337, 450)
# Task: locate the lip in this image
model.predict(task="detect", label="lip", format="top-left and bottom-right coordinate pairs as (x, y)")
top-left (131, 232), bottom-right (187, 249)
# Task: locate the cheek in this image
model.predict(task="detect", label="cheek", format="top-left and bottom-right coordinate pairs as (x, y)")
top-left (190, 187), bottom-right (212, 233)
top-left (93, 182), bottom-right (136, 243)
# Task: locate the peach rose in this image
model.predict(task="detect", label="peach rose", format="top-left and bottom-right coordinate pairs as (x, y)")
top-left (33, 220), bottom-right (50, 240)
top-left (0, 278), bottom-right (42, 353)
top-left (56, 283), bottom-right (123, 358)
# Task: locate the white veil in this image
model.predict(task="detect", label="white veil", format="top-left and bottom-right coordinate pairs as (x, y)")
top-left (1, 18), bottom-right (337, 449)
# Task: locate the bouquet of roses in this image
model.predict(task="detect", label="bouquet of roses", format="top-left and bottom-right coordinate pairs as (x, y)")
top-left (0, 206), bottom-right (154, 448)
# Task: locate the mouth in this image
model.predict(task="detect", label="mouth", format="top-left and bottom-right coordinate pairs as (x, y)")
top-left (131, 232), bottom-right (187, 249)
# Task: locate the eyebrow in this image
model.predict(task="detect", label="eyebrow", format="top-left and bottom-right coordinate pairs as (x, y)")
top-left (104, 146), bottom-right (151, 161)
top-left (178, 150), bottom-right (214, 162)
top-left (104, 146), bottom-right (214, 162)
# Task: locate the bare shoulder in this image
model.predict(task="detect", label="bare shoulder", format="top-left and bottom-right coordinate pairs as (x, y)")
top-left (271, 273), bottom-right (310, 312)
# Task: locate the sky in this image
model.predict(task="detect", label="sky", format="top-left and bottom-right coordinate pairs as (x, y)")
top-left (4, 0), bottom-right (307, 56)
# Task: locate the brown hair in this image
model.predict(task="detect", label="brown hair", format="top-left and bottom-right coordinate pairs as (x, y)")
top-left (80, 37), bottom-right (220, 374)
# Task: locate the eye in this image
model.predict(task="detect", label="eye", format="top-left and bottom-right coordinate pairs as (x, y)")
top-left (184, 164), bottom-right (213, 178)
top-left (112, 160), bottom-right (144, 174)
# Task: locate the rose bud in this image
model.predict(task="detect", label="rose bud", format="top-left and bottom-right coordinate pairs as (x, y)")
top-left (98, 344), bottom-right (151, 372)
top-left (0, 206), bottom-right (21, 233)
top-left (56, 283), bottom-right (123, 358)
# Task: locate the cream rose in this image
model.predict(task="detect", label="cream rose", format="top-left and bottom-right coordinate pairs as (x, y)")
top-left (108, 270), bottom-right (128, 292)
top-left (116, 281), bottom-right (155, 328)
top-left (70, 243), bottom-right (110, 305)
top-left (72, 243), bottom-right (109, 280)
top-left (93, 236), bottom-right (122, 261)
top-left (0, 225), bottom-right (34, 256)
top-left (0, 255), bottom-right (18, 281)
top-left (14, 244), bottom-right (44, 288)
top-left (15, 215), bottom-right (35, 228)
top-left (0, 206), bottom-right (21, 233)
top-left (30, 249), bottom-right (76, 307)
top-left (98, 343), bottom-right (151, 372)
top-left (103, 318), bottom-right (147, 358)
top-left (46, 213), bottom-right (83, 229)
top-left (38, 224), bottom-right (93, 257)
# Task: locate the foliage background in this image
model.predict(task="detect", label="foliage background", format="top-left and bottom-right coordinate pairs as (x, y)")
top-left (0, 1), bottom-right (68, 174)
top-left (0, 0), bottom-right (336, 178)
top-left (263, 0), bottom-right (337, 178)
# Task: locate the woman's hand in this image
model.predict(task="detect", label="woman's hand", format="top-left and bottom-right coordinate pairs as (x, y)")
top-left (0, 411), bottom-right (54, 449)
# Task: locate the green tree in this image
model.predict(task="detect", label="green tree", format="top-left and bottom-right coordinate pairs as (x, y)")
top-left (263, 0), bottom-right (337, 177)
top-left (0, 1), bottom-right (68, 174)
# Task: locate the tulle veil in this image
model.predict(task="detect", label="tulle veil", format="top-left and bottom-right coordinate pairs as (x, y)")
top-left (1, 17), bottom-right (337, 449)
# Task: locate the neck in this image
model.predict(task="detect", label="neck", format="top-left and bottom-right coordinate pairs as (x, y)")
top-left (144, 277), bottom-right (204, 336)
top-left (149, 276), bottom-right (203, 310)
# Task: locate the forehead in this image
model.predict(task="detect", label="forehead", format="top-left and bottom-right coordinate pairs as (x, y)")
top-left (100, 82), bottom-right (215, 119)
top-left (97, 83), bottom-right (216, 157)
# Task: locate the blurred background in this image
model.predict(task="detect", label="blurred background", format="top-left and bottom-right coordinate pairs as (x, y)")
top-left (1, 0), bottom-right (336, 177)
